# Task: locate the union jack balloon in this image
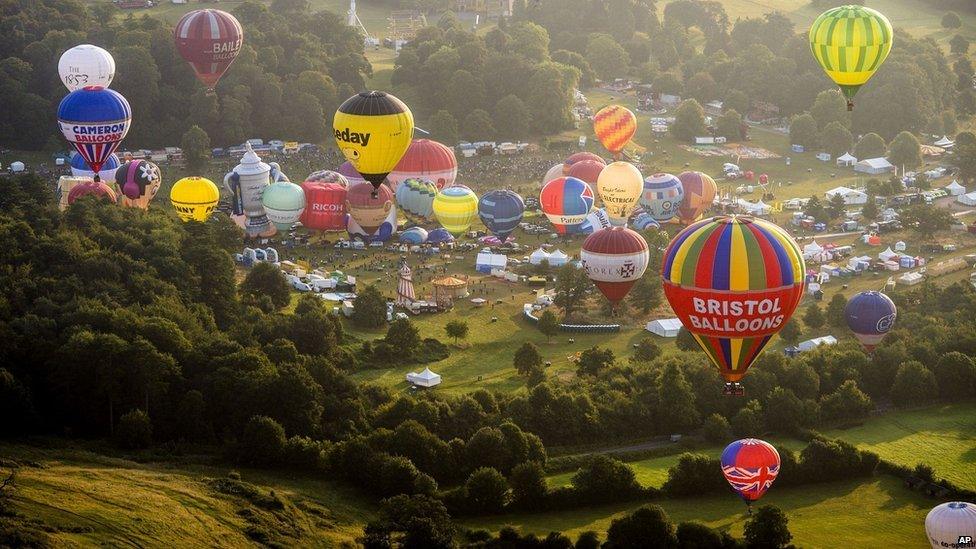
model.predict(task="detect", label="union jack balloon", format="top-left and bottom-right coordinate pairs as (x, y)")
top-left (57, 86), bottom-right (131, 178)
top-left (721, 438), bottom-right (780, 504)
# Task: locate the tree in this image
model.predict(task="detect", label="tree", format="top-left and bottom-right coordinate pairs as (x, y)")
top-left (429, 110), bottom-right (458, 145)
top-left (890, 361), bottom-right (938, 407)
top-left (352, 285), bottom-right (387, 328)
top-left (933, 352), bottom-right (976, 400)
top-left (116, 409), bottom-right (152, 449)
top-left (821, 121), bottom-right (853, 157)
top-left (676, 327), bottom-right (699, 352)
top-left (803, 303), bottom-right (825, 330)
top-left (493, 95), bottom-right (530, 139)
top-left (238, 415), bottom-right (286, 467)
top-left (653, 71), bottom-right (684, 95)
top-left (677, 522), bottom-right (724, 548)
top-left (821, 380), bottom-right (873, 422)
top-left (180, 125), bottom-right (211, 171)
top-left (240, 262), bottom-right (291, 310)
top-left (385, 319), bottom-right (421, 360)
top-left (687, 71), bottom-right (718, 103)
top-left (514, 342), bottom-right (543, 376)
top-left (538, 310), bottom-right (559, 343)
top-left (508, 461), bottom-right (547, 508)
top-left (605, 505), bottom-right (677, 548)
top-left (900, 204), bottom-right (954, 239)
top-left (628, 275), bottom-right (662, 313)
top-left (732, 400), bottom-right (764, 437)
top-left (0, 369), bottom-right (34, 436)
top-left (575, 531), bottom-right (601, 549)
top-left (953, 132), bottom-right (976, 185)
top-left (672, 99), bottom-right (707, 142)
top-left (887, 131), bottom-right (922, 169)
top-left (853, 132), bottom-right (887, 160)
top-left (374, 494), bottom-right (455, 549)
top-left (810, 89), bottom-right (850, 130)
top-left (716, 109), bottom-right (743, 141)
top-left (509, 21), bottom-right (550, 62)
top-left (463, 109), bottom-right (495, 140)
top-left (658, 363), bottom-right (700, 433)
top-left (725, 89), bottom-right (750, 117)
top-left (780, 319), bottom-right (801, 346)
top-left (703, 413), bottom-right (732, 443)
top-left (553, 264), bottom-right (590, 319)
top-left (444, 320), bottom-right (468, 346)
top-left (572, 455), bottom-right (640, 503)
top-left (803, 195), bottom-right (829, 223)
top-left (764, 388), bottom-right (803, 434)
top-left (631, 339), bottom-right (661, 364)
top-left (465, 467), bottom-right (509, 513)
top-left (943, 12), bottom-right (962, 29)
top-left (789, 113), bottom-right (818, 149)
top-left (950, 35), bottom-right (970, 56)
top-left (825, 293), bottom-right (848, 327)
top-left (861, 197), bottom-right (879, 221)
top-left (585, 34), bottom-right (630, 81)
top-left (827, 192), bottom-right (847, 220)
top-left (577, 346), bottom-right (615, 377)
top-left (744, 505), bottom-right (792, 548)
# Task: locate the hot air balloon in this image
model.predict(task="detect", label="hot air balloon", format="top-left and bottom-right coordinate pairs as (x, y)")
top-left (597, 161), bottom-right (643, 225)
top-left (543, 163), bottom-right (565, 186)
top-left (564, 152), bottom-right (605, 174)
top-left (346, 182), bottom-right (396, 242)
top-left (388, 139), bottom-right (458, 190)
top-left (540, 177), bottom-right (594, 235)
top-left (171, 176), bottom-right (220, 222)
top-left (845, 291), bottom-right (897, 351)
top-left (67, 180), bottom-right (117, 206)
top-left (568, 159), bottom-right (606, 186)
top-left (400, 226), bottom-right (429, 245)
top-left (427, 228), bottom-right (454, 244)
top-left (809, 5), bottom-right (892, 110)
top-left (677, 171), bottom-right (718, 224)
top-left (304, 170), bottom-right (349, 187)
top-left (58, 86), bottom-right (131, 178)
top-left (632, 212), bottom-right (662, 232)
top-left (59, 45), bottom-right (115, 92)
top-left (263, 181), bottom-right (306, 231)
top-left (433, 185), bottom-right (479, 237)
top-left (721, 439), bottom-right (780, 508)
top-left (396, 178), bottom-right (438, 222)
top-left (333, 91), bottom-right (414, 195)
top-left (581, 208), bottom-right (613, 235)
top-left (593, 105), bottom-right (637, 158)
top-left (70, 152), bottom-right (120, 185)
top-left (300, 180), bottom-right (347, 231)
top-left (116, 159), bottom-right (161, 210)
top-left (478, 190), bottom-right (525, 243)
top-left (641, 173), bottom-right (685, 222)
top-left (338, 162), bottom-right (367, 186)
top-left (174, 9), bottom-right (243, 91)
top-left (662, 216), bottom-right (805, 394)
top-left (926, 502), bottom-right (976, 549)
top-left (581, 227), bottom-right (649, 306)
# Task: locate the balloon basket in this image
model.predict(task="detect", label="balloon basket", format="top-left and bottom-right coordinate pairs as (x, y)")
top-left (847, 100), bottom-right (854, 111)
top-left (723, 383), bottom-right (744, 397)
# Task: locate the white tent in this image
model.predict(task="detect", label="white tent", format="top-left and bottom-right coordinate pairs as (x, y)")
top-left (899, 272), bottom-right (924, 286)
top-left (548, 249), bottom-right (568, 267)
top-left (738, 199), bottom-right (771, 215)
top-left (894, 241), bottom-right (906, 252)
top-left (825, 186), bottom-right (868, 205)
top-left (836, 152), bottom-right (857, 167)
top-left (475, 252), bottom-right (507, 273)
top-left (803, 240), bottom-right (824, 256)
top-left (10, 161), bottom-right (24, 173)
top-left (406, 367), bottom-right (442, 388)
top-left (957, 192), bottom-right (976, 206)
top-left (529, 248), bottom-right (550, 265)
top-left (878, 247), bottom-right (898, 261)
top-left (945, 180), bottom-right (966, 196)
top-left (797, 335), bottom-right (837, 352)
top-left (855, 157), bottom-right (895, 175)
top-left (934, 135), bottom-right (955, 149)
top-left (646, 318), bottom-right (683, 338)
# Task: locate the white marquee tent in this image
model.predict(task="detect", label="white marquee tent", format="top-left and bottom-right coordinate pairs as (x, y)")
top-left (945, 180), bottom-right (966, 196)
top-left (957, 192), bottom-right (976, 206)
top-left (548, 249), bottom-right (569, 267)
top-left (836, 152), bottom-right (857, 167)
top-left (406, 367), bottom-right (442, 388)
top-left (646, 318), bottom-right (683, 338)
top-left (825, 186), bottom-right (868, 205)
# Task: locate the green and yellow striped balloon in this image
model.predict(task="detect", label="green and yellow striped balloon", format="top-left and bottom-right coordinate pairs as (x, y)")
top-left (432, 185), bottom-right (479, 237)
top-left (809, 5), bottom-right (892, 110)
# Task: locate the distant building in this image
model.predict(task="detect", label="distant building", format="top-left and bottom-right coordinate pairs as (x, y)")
top-left (455, 0), bottom-right (513, 16)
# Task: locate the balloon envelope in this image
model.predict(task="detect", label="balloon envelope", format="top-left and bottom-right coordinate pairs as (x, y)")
top-left (59, 44), bottom-right (115, 91)
top-left (58, 87), bottom-right (131, 175)
top-left (581, 227), bottom-right (649, 304)
top-left (809, 5), bottom-right (892, 107)
top-left (540, 177), bottom-right (594, 235)
top-left (478, 190), bottom-right (524, 242)
top-left (597, 161), bottom-right (643, 224)
top-left (564, 152), bottom-right (605, 174)
top-left (632, 212), bottom-right (662, 232)
top-left (68, 181), bottom-right (117, 205)
top-left (262, 181), bottom-right (306, 231)
top-left (396, 178), bottom-right (438, 222)
top-left (174, 9), bottom-right (243, 90)
top-left (433, 185), bottom-right (479, 237)
top-left (641, 173), bottom-right (684, 222)
top-left (845, 291), bottom-right (897, 351)
top-left (346, 181), bottom-right (395, 236)
top-left (926, 502), bottom-right (976, 549)
top-left (338, 162), bottom-right (367, 186)
top-left (388, 139), bottom-right (457, 190)
top-left (581, 208), bottom-right (613, 234)
top-left (593, 105), bottom-right (637, 155)
top-left (400, 226), bottom-right (429, 244)
top-left (334, 91), bottom-right (414, 191)
top-left (568, 159), bottom-right (606, 186)
top-left (543, 163), bottom-right (565, 186)
top-left (116, 159), bottom-right (161, 209)
top-left (721, 439), bottom-right (780, 502)
top-left (662, 216), bottom-right (805, 383)
top-left (300, 180), bottom-right (347, 231)
top-left (427, 227), bottom-right (454, 244)
top-left (71, 152), bottom-right (120, 184)
top-left (171, 176), bottom-right (220, 222)
top-left (304, 170), bottom-right (348, 187)
top-left (677, 171), bottom-right (717, 224)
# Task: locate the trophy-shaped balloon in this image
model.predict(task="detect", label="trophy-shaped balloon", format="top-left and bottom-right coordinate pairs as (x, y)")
top-left (224, 143), bottom-right (277, 238)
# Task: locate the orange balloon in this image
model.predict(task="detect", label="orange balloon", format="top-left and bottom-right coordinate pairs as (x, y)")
top-left (593, 105), bottom-right (637, 155)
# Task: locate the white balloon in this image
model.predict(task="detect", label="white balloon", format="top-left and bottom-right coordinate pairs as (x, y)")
top-left (542, 163), bottom-right (563, 186)
top-left (925, 502), bottom-right (976, 549)
top-left (58, 44), bottom-right (115, 91)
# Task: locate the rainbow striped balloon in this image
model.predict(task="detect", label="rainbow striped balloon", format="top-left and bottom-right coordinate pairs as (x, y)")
top-left (593, 105), bottom-right (637, 156)
top-left (809, 5), bottom-right (892, 108)
top-left (662, 216), bottom-right (805, 382)
top-left (432, 185), bottom-right (478, 237)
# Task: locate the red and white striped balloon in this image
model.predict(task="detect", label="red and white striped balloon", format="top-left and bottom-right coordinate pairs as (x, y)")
top-left (581, 227), bottom-right (649, 304)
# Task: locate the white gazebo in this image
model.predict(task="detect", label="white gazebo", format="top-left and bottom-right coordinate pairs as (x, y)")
top-left (894, 241), bottom-right (907, 252)
top-left (934, 135), bottom-right (955, 149)
top-left (529, 248), bottom-right (550, 266)
top-left (803, 240), bottom-right (824, 258)
top-left (646, 318), bottom-right (683, 338)
top-left (879, 247), bottom-right (898, 262)
top-left (548, 249), bottom-right (568, 267)
top-left (406, 367), bottom-right (442, 388)
top-left (945, 180), bottom-right (966, 196)
top-left (836, 152), bottom-right (857, 167)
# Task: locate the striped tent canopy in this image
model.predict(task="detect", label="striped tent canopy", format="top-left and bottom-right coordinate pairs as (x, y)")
top-left (809, 5), bottom-right (892, 107)
top-left (662, 215), bottom-right (805, 382)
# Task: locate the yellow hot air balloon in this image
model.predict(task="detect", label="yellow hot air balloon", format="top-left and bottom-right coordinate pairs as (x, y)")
top-left (170, 176), bottom-right (220, 222)
top-left (333, 91), bottom-right (414, 194)
top-left (597, 161), bottom-right (643, 225)
top-left (432, 185), bottom-right (478, 237)
top-left (809, 5), bottom-right (892, 111)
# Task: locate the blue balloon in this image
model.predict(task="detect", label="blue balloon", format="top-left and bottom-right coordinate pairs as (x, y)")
top-left (845, 291), bottom-right (897, 351)
top-left (70, 152), bottom-right (121, 184)
top-left (399, 226), bottom-right (429, 244)
top-left (57, 87), bottom-right (131, 175)
top-left (478, 190), bottom-right (524, 242)
top-left (632, 212), bottom-right (661, 231)
top-left (427, 227), bottom-right (454, 244)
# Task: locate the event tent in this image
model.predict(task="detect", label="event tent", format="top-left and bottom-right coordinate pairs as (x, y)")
top-left (957, 192), bottom-right (976, 206)
top-left (406, 367), bottom-right (441, 388)
top-left (548, 249), bottom-right (568, 267)
top-left (646, 318), bottom-right (683, 338)
top-left (475, 252), bottom-right (507, 274)
top-left (934, 136), bottom-right (955, 149)
top-left (836, 152), bottom-right (857, 167)
top-left (945, 180), bottom-right (966, 196)
top-left (855, 157), bottom-right (895, 175)
top-left (797, 335), bottom-right (837, 352)
top-left (879, 247), bottom-right (898, 261)
top-left (825, 186), bottom-right (868, 205)
top-left (529, 248), bottom-right (550, 265)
